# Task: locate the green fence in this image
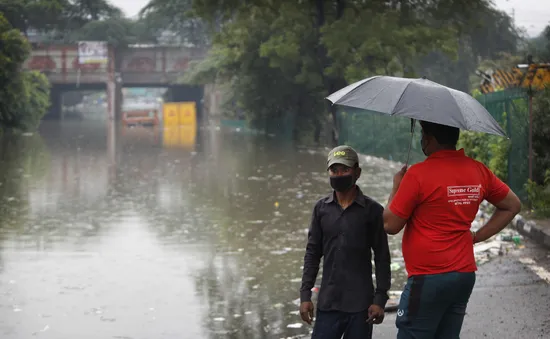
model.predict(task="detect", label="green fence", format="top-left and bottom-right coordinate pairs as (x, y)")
top-left (337, 88), bottom-right (530, 199)
top-left (337, 106), bottom-right (425, 165)
top-left (220, 111), bottom-right (296, 140)
top-left (477, 89), bottom-right (530, 199)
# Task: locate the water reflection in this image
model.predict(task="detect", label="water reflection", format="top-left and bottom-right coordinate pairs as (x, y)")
top-left (0, 120), bottom-right (403, 338)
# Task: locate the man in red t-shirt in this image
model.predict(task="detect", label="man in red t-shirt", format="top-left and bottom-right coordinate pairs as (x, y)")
top-left (383, 121), bottom-right (521, 339)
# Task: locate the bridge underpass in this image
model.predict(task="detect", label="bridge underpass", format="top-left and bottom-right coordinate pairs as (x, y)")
top-left (48, 83), bottom-right (204, 125)
top-left (24, 44), bottom-right (209, 124)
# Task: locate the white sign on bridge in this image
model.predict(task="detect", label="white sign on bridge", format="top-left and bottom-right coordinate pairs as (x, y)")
top-left (78, 41), bottom-right (108, 64)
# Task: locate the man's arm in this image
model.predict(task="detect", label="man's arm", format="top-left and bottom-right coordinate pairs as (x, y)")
top-left (475, 192), bottom-right (521, 243)
top-left (383, 169), bottom-right (420, 235)
top-left (473, 166), bottom-right (522, 243)
top-left (383, 186), bottom-right (408, 235)
top-left (371, 206), bottom-right (391, 308)
top-left (300, 203), bottom-right (323, 303)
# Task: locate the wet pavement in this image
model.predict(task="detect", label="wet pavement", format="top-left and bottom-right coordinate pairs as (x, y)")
top-left (0, 120), bottom-right (402, 339)
top-left (1, 120), bottom-right (548, 338)
top-left (372, 239), bottom-right (550, 338)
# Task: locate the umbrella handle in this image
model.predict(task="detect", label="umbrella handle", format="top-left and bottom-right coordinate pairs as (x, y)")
top-left (405, 119), bottom-right (416, 167)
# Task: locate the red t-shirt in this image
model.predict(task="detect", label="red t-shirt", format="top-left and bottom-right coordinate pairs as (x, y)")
top-left (389, 149), bottom-right (510, 277)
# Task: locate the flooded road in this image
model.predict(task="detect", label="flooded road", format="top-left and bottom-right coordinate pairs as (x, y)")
top-left (0, 121), bottom-right (404, 339)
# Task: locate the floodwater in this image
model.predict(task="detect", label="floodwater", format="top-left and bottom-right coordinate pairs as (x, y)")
top-left (0, 120), bottom-right (406, 339)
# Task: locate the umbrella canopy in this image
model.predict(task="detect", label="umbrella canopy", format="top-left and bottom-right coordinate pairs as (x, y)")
top-left (326, 75), bottom-right (507, 137)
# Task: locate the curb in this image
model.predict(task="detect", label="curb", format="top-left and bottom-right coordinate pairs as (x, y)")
top-left (511, 215), bottom-right (550, 249)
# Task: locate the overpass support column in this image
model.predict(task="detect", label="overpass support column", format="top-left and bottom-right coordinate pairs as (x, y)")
top-left (46, 86), bottom-right (63, 119)
top-left (114, 80), bottom-right (123, 122)
top-left (107, 75), bottom-right (123, 122)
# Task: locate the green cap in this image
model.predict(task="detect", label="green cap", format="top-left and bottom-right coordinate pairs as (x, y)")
top-left (327, 145), bottom-right (359, 169)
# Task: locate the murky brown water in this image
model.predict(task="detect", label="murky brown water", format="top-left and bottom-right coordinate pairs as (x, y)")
top-left (0, 121), bottom-right (405, 339)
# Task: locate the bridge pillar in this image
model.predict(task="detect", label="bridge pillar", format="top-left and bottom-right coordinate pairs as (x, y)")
top-left (107, 78), bottom-right (123, 122)
top-left (115, 81), bottom-right (123, 122)
top-left (45, 86), bottom-right (63, 119)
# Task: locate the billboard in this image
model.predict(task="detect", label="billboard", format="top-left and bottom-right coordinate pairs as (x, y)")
top-left (78, 41), bottom-right (108, 64)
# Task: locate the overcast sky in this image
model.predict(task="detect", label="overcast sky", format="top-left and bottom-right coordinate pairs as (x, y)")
top-left (113, 0), bottom-right (549, 37)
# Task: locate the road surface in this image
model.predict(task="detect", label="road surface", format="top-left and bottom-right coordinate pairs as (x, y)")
top-left (369, 239), bottom-right (550, 338)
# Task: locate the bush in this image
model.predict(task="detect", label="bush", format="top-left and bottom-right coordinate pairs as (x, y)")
top-left (458, 112), bottom-right (510, 182)
top-left (0, 13), bottom-right (50, 132)
top-left (525, 170), bottom-right (550, 218)
top-left (532, 86), bottom-right (550, 185)
top-left (524, 85), bottom-right (550, 214)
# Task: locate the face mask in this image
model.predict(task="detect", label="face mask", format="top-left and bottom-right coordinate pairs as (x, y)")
top-left (330, 174), bottom-right (355, 192)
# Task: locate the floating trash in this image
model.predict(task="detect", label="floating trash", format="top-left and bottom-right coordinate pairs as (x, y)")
top-left (247, 220), bottom-right (265, 224)
top-left (271, 248), bottom-right (292, 255)
top-left (499, 234), bottom-right (522, 245)
top-left (32, 325), bottom-right (50, 335)
top-left (287, 323), bottom-right (303, 329)
top-left (213, 317), bottom-right (225, 322)
top-left (390, 262), bottom-right (401, 271)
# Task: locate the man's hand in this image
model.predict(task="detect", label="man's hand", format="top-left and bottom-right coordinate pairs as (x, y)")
top-left (393, 166), bottom-right (407, 190)
top-left (300, 301), bottom-right (314, 325)
top-left (367, 304), bottom-right (385, 324)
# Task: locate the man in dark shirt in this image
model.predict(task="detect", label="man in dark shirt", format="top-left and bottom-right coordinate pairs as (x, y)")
top-left (299, 145), bottom-right (392, 339)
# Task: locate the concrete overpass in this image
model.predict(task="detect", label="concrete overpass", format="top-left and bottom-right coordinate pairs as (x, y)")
top-left (23, 44), bottom-right (209, 121)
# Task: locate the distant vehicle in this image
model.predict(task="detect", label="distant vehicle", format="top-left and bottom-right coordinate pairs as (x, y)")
top-left (122, 109), bottom-right (160, 127)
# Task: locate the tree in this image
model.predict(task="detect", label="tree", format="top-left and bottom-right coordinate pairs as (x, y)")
top-left (532, 86), bottom-right (550, 184)
top-left (67, 0), bottom-right (122, 21)
top-left (525, 25), bottom-right (550, 63)
top-left (0, 0), bottom-right (67, 34)
top-left (0, 0), bottom-right (122, 36)
top-left (0, 12), bottom-right (50, 132)
top-left (415, 2), bottom-right (521, 92)
top-left (140, 0), bottom-right (210, 46)
top-left (69, 17), bottom-right (153, 47)
top-left (188, 0), bottom-right (513, 143)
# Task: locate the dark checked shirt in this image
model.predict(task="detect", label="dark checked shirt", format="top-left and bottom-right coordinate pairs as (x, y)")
top-left (300, 186), bottom-right (391, 313)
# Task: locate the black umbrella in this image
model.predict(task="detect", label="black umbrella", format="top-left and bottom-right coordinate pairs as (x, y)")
top-left (326, 75), bottom-right (507, 165)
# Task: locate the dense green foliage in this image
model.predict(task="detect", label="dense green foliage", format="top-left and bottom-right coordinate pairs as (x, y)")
top-left (525, 26), bottom-right (550, 63)
top-left (0, 0), bottom-right (122, 36)
top-left (458, 112), bottom-right (510, 182)
top-left (0, 13), bottom-right (50, 132)
top-left (524, 85), bottom-right (550, 215)
top-left (140, 0), bottom-right (209, 46)
top-left (184, 0), bottom-right (523, 143)
top-left (532, 86), bottom-right (550, 184)
top-left (525, 170), bottom-right (550, 218)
